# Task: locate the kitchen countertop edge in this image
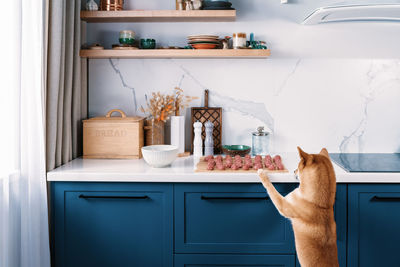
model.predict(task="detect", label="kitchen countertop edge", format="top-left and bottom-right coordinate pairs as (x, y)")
top-left (47, 154), bottom-right (400, 183)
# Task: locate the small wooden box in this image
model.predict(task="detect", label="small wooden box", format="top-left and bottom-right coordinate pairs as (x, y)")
top-left (83, 109), bottom-right (144, 159)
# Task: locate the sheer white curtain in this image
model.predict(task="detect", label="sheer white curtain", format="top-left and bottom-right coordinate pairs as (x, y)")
top-left (0, 0), bottom-right (50, 266)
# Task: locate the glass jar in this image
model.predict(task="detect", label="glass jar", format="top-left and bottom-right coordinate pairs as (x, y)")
top-left (252, 126), bottom-right (270, 156)
top-left (144, 119), bottom-right (165, 146)
top-left (119, 30), bottom-right (135, 45)
top-left (232, 33), bottom-right (247, 49)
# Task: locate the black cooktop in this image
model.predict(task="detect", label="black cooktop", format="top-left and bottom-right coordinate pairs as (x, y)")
top-left (330, 153), bottom-right (400, 172)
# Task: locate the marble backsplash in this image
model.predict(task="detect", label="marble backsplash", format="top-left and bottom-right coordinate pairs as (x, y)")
top-left (89, 59), bottom-right (400, 153)
top-left (87, 0), bottom-right (400, 154)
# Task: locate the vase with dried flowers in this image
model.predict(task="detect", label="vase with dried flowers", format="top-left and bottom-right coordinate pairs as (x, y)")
top-left (141, 89), bottom-right (197, 147)
top-left (141, 92), bottom-right (175, 146)
top-left (171, 87), bottom-right (198, 153)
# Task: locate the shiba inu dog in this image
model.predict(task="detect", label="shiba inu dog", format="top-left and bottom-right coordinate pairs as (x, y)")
top-left (258, 147), bottom-right (339, 267)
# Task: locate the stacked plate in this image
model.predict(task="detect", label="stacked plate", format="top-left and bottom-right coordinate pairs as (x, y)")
top-left (187, 35), bottom-right (220, 49)
top-left (202, 0), bottom-right (234, 10)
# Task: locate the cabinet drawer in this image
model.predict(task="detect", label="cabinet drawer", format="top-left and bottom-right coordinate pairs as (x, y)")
top-left (175, 254), bottom-right (295, 267)
top-left (52, 182), bottom-right (173, 267)
top-left (175, 183), bottom-right (296, 254)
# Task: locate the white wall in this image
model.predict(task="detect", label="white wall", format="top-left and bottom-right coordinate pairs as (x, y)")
top-left (88, 0), bottom-right (400, 153)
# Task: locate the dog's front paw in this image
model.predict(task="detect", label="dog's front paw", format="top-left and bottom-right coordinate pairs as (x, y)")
top-left (258, 169), bottom-right (271, 185)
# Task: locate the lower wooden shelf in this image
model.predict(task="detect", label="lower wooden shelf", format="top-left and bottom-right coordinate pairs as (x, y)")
top-left (79, 49), bottom-right (271, 59)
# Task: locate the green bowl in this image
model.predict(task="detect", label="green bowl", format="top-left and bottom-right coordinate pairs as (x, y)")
top-left (119, 37), bottom-right (134, 45)
top-left (140, 38), bottom-right (156, 49)
top-left (222, 145), bottom-right (251, 157)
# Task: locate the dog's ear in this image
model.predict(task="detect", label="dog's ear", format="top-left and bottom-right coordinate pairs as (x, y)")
top-left (297, 146), bottom-right (309, 160)
top-left (320, 148), bottom-right (329, 158)
top-left (297, 146), bottom-right (313, 164)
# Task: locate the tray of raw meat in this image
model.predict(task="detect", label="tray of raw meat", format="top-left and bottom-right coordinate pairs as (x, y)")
top-left (195, 154), bottom-right (288, 173)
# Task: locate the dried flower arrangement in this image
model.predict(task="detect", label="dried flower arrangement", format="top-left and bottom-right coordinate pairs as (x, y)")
top-left (140, 88), bottom-right (198, 122)
top-left (173, 87), bottom-right (198, 116)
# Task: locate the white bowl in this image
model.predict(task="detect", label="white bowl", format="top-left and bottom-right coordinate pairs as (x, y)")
top-left (141, 145), bottom-right (178, 168)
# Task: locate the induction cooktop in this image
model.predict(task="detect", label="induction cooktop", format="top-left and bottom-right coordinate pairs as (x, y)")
top-left (330, 153), bottom-right (400, 173)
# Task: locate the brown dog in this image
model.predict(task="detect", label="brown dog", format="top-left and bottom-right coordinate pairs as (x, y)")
top-left (258, 147), bottom-right (338, 267)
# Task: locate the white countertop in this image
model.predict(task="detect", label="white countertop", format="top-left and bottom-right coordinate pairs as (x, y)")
top-left (47, 153), bottom-right (400, 183)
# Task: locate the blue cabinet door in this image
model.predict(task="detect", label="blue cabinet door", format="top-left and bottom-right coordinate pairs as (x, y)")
top-left (295, 184), bottom-right (347, 267)
top-left (52, 182), bottom-right (173, 267)
top-left (175, 254), bottom-right (295, 267)
top-left (348, 184), bottom-right (400, 267)
top-left (175, 183), bottom-right (297, 254)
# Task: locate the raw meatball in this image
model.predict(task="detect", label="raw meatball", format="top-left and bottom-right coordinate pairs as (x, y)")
top-left (216, 164), bottom-right (226, 170)
top-left (276, 163), bottom-right (285, 170)
top-left (254, 155), bottom-right (262, 163)
top-left (264, 155), bottom-right (273, 165)
top-left (242, 164), bottom-right (250, 170)
top-left (268, 164), bottom-right (276, 171)
top-left (231, 164), bottom-right (239, 170)
top-left (204, 155), bottom-right (214, 162)
top-left (253, 163), bottom-right (263, 170)
top-left (244, 159), bottom-right (252, 166)
top-left (273, 155), bottom-right (282, 163)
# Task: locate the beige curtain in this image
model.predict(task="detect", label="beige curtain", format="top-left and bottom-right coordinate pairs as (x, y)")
top-left (46, 0), bottom-right (87, 171)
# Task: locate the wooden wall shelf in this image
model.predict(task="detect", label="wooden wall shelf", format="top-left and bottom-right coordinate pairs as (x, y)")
top-left (80, 10), bottom-right (236, 23)
top-left (80, 49), bottom-right (271, 59)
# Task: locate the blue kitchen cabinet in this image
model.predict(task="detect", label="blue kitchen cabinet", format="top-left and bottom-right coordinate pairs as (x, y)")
top-left (175, 183), bottom-right (297, 254)
top-left (175, 254), bottom-right (295, 267)
top-left (348, 184), bottom-right (400, 267)
top-left (51, 182), bottom-right (173, 267)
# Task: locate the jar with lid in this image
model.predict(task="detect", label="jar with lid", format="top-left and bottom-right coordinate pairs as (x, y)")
top-left (251, 126), bottom-right (270, 156)
top-left (232, 33), bottom-right (247, 49)
top-left (119, 30), bottom-right (135, 45)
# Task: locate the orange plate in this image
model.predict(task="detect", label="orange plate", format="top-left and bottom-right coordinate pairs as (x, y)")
top-left (191, 43), bottom-right (218, 49)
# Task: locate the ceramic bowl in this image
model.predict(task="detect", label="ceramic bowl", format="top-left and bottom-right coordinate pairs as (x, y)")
top-left (140, 39), bottom-right (156, 49)
top-left (222, 145), bottom-right (251, 157)
top-left (203, 1), bottom-right (232, 7)
top-left (141, 145), bottom-right (178, 168)
top-left (191, 43), bottom-right (218, 49)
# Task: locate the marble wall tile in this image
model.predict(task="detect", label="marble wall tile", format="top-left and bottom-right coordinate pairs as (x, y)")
top-left (87, 0), bottom-right (400, 153)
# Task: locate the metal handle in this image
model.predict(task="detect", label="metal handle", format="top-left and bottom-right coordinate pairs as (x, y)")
top-left (201, 195), bottom-right (269, 200)
top-left (371, 196), bottom-right (400, 202)
top-left (79, 194), bottom-right (149, 200)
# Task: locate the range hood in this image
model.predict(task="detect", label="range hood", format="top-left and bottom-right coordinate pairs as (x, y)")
top-left (303, 4), bottom-right (400, 25)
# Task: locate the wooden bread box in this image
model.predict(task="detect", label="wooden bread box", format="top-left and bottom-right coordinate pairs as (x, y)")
top-left (83, 109), bottom-right (144, 159)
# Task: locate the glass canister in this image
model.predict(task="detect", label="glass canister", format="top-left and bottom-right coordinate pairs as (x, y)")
top-left (232, 33), bottom-right (247, 49)
top-left (252, 126), bottom-right (270, 156)
top-left (119, 30), bottom-right (135, 45)
top-left (144, 118), bottom-right (165, 146)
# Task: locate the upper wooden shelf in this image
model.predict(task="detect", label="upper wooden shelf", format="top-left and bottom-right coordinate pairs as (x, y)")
top-left (80, 49), bottom-right (271, 59)
top-left (80, 10), bottom-right (236, 23)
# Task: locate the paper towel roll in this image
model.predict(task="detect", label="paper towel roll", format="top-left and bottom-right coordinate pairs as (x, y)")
top-left (171, 116), bottom-right (185, 153)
